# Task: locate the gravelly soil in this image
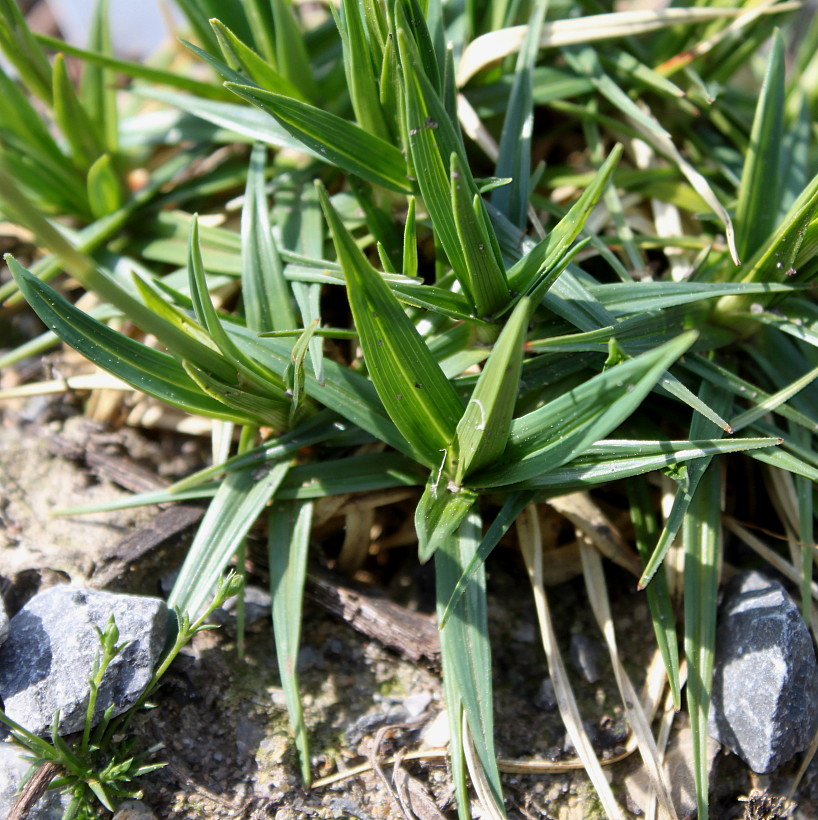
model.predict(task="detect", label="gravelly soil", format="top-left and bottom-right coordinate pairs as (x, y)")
top-left (0, 393), bottom-right (815, 819)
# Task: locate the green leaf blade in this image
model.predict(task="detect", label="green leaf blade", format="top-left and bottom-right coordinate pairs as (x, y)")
top-left (319, 184), bottom-right (464, 468)
top-left (241, 143), bottom-right (296, 332)
top-left (225, 83), bottom-right (410, 194)
top-left (268, 499), bottom-right (314, 784)
top-left (478, 331), bottom-right (697, 486)
top-left (416, 478), bottom-right (477, 563)
top-left (734, 30), bottom-right (785, 262)
top-left (7, 257), bottom-right (252, 424)
top-left (454, 297), bottom-right (528, 482)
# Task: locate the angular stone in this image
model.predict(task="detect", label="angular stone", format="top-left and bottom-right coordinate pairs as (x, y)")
top-left (0, 586), bottom-right (168, 736)
top-left (569, 633), bottom-right (604, 683)
top-left (709, 571), bottom-right (818, 773)
top-left (112, 799), bottom-right (159, 820)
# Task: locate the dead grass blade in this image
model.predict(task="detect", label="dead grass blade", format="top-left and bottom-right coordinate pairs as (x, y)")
top-left (656, 0), bottom-right (793, 76)
top-left (722, 516), bottom-right (818, 602)
top-left (548, 492), bottom-right (641, 576)
top-left (579, 537), bottom-right (678, 820)
top-left (461, 712), bottom-right (507, 820)
top-left (518, 504), bottom-right (626, 820)
top-left (457, 5), bottom-right (799, 86)
top-left (645, 663), bottom-right (688, 820)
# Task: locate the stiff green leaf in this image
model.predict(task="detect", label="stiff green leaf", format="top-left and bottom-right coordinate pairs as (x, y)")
top-left (336, 0), bottom-right (390, 141)
top-left (184, 361), bottom-right (290, 429)
top-left (507, 145), bottom-right (622, 292)
top-left (778, 92), bottom-right (811, 222)
top-left (390, 281), bottom-right (481, 322)
top-left (131, 271), bottom-right (222, 352)
top-left (564, 45), bottom-right (670, 138)
top-left (398, 27), bottom-right (467, 288)
top-left (416, 477), bottom-right (478, 563)
top-left (211, 19), bottom-right (305, 101)
top-left (0, 0), bottom-right (51, 102)
top-left (477, 331), bottom-right (697, 486)
top-left (318, 183), bottom-right (464, 468)
top-left (170, 462), bottom-right (290, 619)
top-left (439, 491), bottom-right (536, 629)
top-left (286, 320), bottom-right (319, 425)
top-left (79, 0), bottom-right (117, 153)
top-left (639, 384), bottom-right (731, 589)
top-left (735, 31), bottom-right (784, 262)
top-left (278, 452), bottom-right (425, 498)
top-left (36, 32), bottom-right (227, 100)
top-left (589, 281), bottom-right (801, 315)
top-left (86, 154), bottom-right (122, 219)
top-left (492, 0), bottom-right (546, 230)
top-left (435, 512), bottom-right (505, 814)
top-left (684, 464), bottom-right (722, 820)
top-left (188, 218), bottom-right (284, 394)
top-left (719, 170), bottom-right (818, 300)
top-left (627, 478), bottom-right (681, 709)
top-left (508, 436), bottom-right (779, 491)
top-left (292, 281), bottom-right (325, 384)
top-left (0, 64), bottom-right (63, 167)
top-left (268, 500), bottom-right (313, 784)
top-left (454, 297), bottom-right (528, 483)
top-left (270, 0), bottom-right (317, 101)
top-left (240, 0), bottom-right (276, 63)
top-left (0, 160), bottom-right (240, 383)
top-left (682, 353), bottom-right (818, 435)
top-left (450, 153), bottom-right (509, 316)
top-left (172, 0), bottom-right (220, 52)
top-left (225, 83), bottom-right (410, 193)
top-left (230, 325), bottom-right (413, 458)
top-left (729, 361), bottom-right (818, 433)
top-left (748, 435), bottom-right (818, 482)
top-left (52, 53), bottom-right (104, 172)
top-left (397, 0), bottom-right (442, 94)
top-left (403, 196), bottom-right (418, 277)
top-left (7, 257), bottom-right (251, 424)
top-left (242, 143), bottom-right (296, 332)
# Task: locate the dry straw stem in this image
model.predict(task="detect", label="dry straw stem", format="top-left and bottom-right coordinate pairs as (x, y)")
top-left (655, 0), bottom-right (796, 75)
top-left (579, 537), bottom-right (678, 820)
top-left (723, 516), bottom-right (818, 602)
top-left (462, 712), bottom-right (506, 820)
top-left (518, 503), bottom-right (626, 820)
top-left (456, 4), bottom-right (801, 86)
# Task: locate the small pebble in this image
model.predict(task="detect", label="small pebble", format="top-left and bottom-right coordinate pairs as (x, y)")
top-left (112, 800), bottom-right (158, 820)
top-left (403, 692), bottom-right (432, 717)
top-left (569, 634), bottom-right (604, 684)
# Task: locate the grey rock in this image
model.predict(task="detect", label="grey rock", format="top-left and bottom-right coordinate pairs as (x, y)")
top-left (569, 633), bottom-right (604, 683)
top-left (403, 692), bottom-right (432, 718)
top-left (0, 585), bottom-right (168, 735)
top-left (0, 741), bottom-right (69, 819)
top-left (112, 799), bottom-right (158, 820)
top-left (709, 571), bottom-right (818, 773)
top-left (534, 677), bottom-right (557, 711)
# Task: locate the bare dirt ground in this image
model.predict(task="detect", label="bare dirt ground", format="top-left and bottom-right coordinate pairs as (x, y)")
top-left (1, 387), bottom-right (816, 820)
